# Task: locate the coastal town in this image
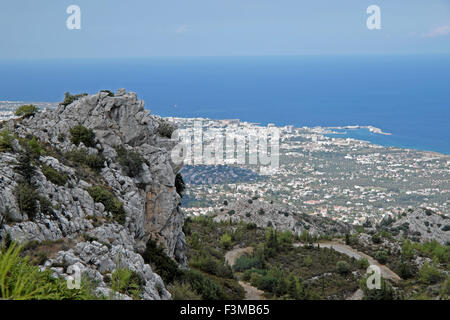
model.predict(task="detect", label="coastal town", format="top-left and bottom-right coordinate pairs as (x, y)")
top-left (172, 117), bottom-right (450, 225)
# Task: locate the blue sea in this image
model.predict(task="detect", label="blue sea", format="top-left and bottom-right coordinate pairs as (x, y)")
top-left (0, 55), bottom-right (449, 154)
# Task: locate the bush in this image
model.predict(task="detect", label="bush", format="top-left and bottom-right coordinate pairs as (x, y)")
top-left (25, 137), bottom-right (43, 158)
top-left (15, 105), bottom-right (38, 118)
top-left (183, 269), bottom-right (226, 300)
top-left (357, 258), bottom-right (370, 269)
top-left (65, 148), bottom-right (105, 172)
top-left (70, 125), bottom-right (96, 147)
top-left (39, 196), bottom-right (54, 216)
top-left (418, 262), bottom-right (444, 285)
top-left (372, 234), bottom-right (381, 244)
top-left (0, 130), bottom-right (14, 152)
top-left (13, 153), bottom-right (36, 184)
top-left (100, 90), bottom-right (114, 97)
top-left (374, 250), bottom-right (388, 264)
top-left (141, 239), bottom-right (181, 284)
top-left (336, 261), bottom-right (351, 274)
top-left (61, 92), bottom-right (87, 107)
top-left (15, 183), bottom-right (39, 221)
top-left (158, 120), bottom-right (176, 138)
top-left (168, 281), bottom-right (202, 300)
top-left (111, 268), bottom-right (144, 299)
top-left (114, 145), bottom-right (144, 178)
top-left (41, 164), bottom-right (68, 186)
top-left (86, 186), bottom-right (126, 224)
top-left (219, 233), bottom-right (232, 250)
top-left (175, 173), bottom-right (185, 197)
top-left (233, 255), bottom-right (263, 272)
top-left (0, 242), bottom-right (96, 299)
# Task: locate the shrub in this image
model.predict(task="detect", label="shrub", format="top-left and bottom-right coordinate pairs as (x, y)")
top-left (114, 145), bottom-right (144, 178)
top-left (0, 242), bottom-right (96, 299)
top-left (0, 130), bottom-right (14, 152)
top-left (141, 239), bottom-right (181, 284)
top-left (175, 173), bottom-right (185, 197)
top-left (418, 262), bottom-right (444, 285)
top-left (227, 210), bottom-right (235, 216)
top-left (258, 208), bottom-right (265, 215)
top-left (61, 92), bottom-right (87, 107)
top-left (158, 120), bottom-right (176, 138)
top-left (100, 90), bottom-right (114, 97)
top-left (86, 186), bottom-right (126, 224)
top-left (357, 258), bottom-right (370, 269)
top-left (111, 268), bottom-right (144, 299)
top-left (219, 233), bottom-right (232, 250)
top-left (233, 255), bottom-right (263, 272)
top-left (374, 250), bottom-right (388, 264)
top-left (336, 261), bottom-right (351, 274)
top-left (372, 234), bottom-right (381, 244)
top-left (65, 148), bottom-right (105, 172)
top-left (39, 196), bottom-right (54, 216)
top-left (15, 183), bottom-right (39, 221)
top-left (25, 137), bottom-right (43, 158)
top-left (41, 164), bottom-right (68, 186)
top-left (15, 105), bottom-right (38, 118)
top-left (183, 269), bottom-right (226, 300)
top-left (70, 125), bottom-right (96, 147)
top-left (168, 281), bottom-right (202, 300)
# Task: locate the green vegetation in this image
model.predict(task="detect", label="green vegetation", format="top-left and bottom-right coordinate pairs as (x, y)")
top-left (175, 173), bottom-right (186, 197)
top-left (15, 183), bottom-right (39, 221)
top-left (336, 261), bottom-right (351, 274)
top-left (15, 105), bottom-right (38, 118)
top-left (184, 216), bottom-right (360, 300)
top-left (86, 186), bottom-right (126, 225)
top-left (41, 164), bottom-right (69, 186)
top-left (219, 233), bottom-right (232, 250)
top-left (158, 120), bottom-right (176, 138)
top-left (100, 90), bottom-right (114, 97)
top-left (142, 238), bottom-right (181, 284)
top-left (69, 125), bottom-right (96, 147)
top-left (418, 261), bottom-right (444, 285)
top-left (111, 268), bottom-right (144, 299)
top-left (114, 145), bottom-right (144, 178)
top-left (61, 92), bottom-right (88, 107)
top-left (65, 148), bottom-right (105, 172)
top-left (0, 242), bottom-right (96, 299)
top-left (0, 130), bottom-right (14, 152)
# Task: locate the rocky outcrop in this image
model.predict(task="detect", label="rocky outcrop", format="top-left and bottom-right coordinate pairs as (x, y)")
top-left (387, 208), bottom-right (450, 245)
top-left (0, 89), bottom-right (187, 299)
top-left (213, 198), bottom-right (353, 236)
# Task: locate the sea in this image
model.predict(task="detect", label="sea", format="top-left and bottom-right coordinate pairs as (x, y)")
top-left (0, 55), bottom-right (449, 154)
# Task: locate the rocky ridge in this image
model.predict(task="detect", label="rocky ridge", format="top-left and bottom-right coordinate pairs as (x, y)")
top-left (213, 198), bottom-right (353, 236)
top-left (0, 89), bottom-right (186, 299)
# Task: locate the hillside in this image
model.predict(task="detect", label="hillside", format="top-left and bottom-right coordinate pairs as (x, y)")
top-left (0, 89), bottom-right (186, 299)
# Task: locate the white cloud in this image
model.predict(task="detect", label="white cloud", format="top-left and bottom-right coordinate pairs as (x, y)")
top-left (422, 25), bottom-right (450, 38)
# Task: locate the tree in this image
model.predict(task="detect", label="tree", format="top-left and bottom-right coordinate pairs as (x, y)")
top-left (14, 152), bottom-right (36, 185)
top-left (69, 125), bottom-right (96, 147)
top-left (336, 261), bottom-right (351, 274)
top-left (219, 233), bottom-right (232, 250)
top-left (15, 105), bottom-right (38, 118)
top-left (401, 239), bottom-right (414, 260)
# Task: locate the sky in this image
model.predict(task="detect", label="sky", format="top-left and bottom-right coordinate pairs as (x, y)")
top-left (0, 0), bottom-right (449, 58)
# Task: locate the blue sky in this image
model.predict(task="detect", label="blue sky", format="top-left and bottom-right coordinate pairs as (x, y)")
top-left (1, 0), bottom-right (450, 58)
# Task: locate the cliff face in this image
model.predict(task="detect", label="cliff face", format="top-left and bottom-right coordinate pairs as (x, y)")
top-left (0, 89), bottom-right (187, 299)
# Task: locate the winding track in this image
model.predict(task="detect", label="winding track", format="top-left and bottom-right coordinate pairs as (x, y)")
top-left (225, 241), bottom-right (401, 300)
